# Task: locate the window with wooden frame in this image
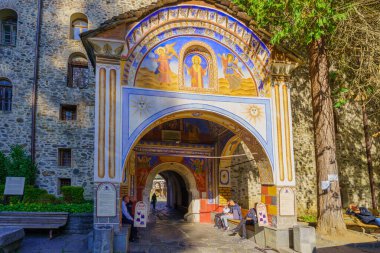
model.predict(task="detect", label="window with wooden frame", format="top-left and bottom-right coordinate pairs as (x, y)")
top-left (0, 78), bottom-right (12, 111)
top-left (58, 148), bottom-right (72, 167)
top-left (67, 54), bottom-right (89, 88)
top-left (0, 9), bottom-right (17, 46)
top-left (60, 104), bottom-right (77, 121)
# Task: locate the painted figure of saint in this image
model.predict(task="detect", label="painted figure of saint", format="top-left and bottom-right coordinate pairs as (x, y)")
top-left (185, 55), bottom-right (208, 88)
top-left (154, 43), bottom-right (178, 85)
top-left (218, 53), bottom-right (243, 90)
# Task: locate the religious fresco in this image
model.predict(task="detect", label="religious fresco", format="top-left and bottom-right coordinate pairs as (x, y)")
top-left (135, 155), bottom-right (159, 187)
top-left (121, 5), bottom-right (272, 98)
top-left (133, 37), bottom-right (264, 97)
top-left (141, 118), bottom-right (227, 144)
top-left (184, 157), bottom-right (207, 191)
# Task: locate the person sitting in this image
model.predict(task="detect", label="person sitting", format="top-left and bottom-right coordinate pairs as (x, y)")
top-left (230, 207), bottom-right (258, 239)
top-left (122, 195), bottom-right (138, 241)
top-left (346, 203), bottom-right (380, 226)
top-left (214, 205), bottom-right (230, 229)
top-left (220, 200), bottom-right (242, 230)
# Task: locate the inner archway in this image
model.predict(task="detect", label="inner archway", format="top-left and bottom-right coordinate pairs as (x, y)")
top-left (143, 162), bottom-right (200, 222)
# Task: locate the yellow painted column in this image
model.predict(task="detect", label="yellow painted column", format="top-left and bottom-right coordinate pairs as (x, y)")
top-left (98, 68), bottom-right (106, 178)
top-left (109, 69), bottom-right (116, 179)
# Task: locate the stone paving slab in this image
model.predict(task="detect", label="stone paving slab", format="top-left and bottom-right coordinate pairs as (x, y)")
top-left (128, 205), bottom-right (266, 253)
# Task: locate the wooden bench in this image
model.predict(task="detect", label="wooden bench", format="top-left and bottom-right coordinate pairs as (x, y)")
top-left (0, 212), bottom-right (69, 239)
top-left (227, 208), bottom-right (256, 234)
top-left (343, 213), bottom-right (380, 234)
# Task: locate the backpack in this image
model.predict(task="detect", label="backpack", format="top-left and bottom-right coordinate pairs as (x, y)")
top-left (214, 213), bottom-right (224, 229)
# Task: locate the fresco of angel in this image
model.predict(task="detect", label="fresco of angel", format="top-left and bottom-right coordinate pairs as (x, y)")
top-left (218, 53), bottom-right (244, 90)
top-left (153, 43), bottom-right (178, 85)
top-left (190, 158), bottom-right (205, 174)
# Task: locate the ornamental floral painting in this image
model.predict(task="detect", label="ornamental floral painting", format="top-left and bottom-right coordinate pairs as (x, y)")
top-left (133, 37), bottom-right (266, 97)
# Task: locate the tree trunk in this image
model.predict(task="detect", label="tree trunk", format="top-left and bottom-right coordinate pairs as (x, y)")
top-left (361, 102), bottom-right (377, 210)
top-left (309, 37), bottom-right (346, 234)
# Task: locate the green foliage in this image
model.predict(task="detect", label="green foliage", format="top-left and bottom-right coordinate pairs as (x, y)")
top-left (61, 186), bottom-right (85, 204)
top-left (0, 145), bottom-right (37, 185)
top-left (298, 214), bottom-right (317, 223)
top-left (0, 202), bottom-right (93, 213)
top-left (0, 185), bottom-right (59, 204)
top-left (233, 0), bottom-right (347, 45)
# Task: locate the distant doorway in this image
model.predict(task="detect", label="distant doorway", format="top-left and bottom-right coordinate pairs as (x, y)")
top-left (150, 174), bottom-right (167, 210)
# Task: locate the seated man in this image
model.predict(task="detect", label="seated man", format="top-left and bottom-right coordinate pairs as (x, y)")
top-left (230, 207), bottom-right (258, 239)
top-left (220, 200), bottom-right (242, 230)
top-left (122, 195), bottom-right (138, 241)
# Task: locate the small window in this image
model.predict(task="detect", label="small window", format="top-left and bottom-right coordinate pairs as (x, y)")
top-left (0, 78), bottom-right (12, 111)
top-left (60, 104), bottom-right (77, 120)
top-left (70, 13), bottom-right (88, 40)
top-left (67, 54), bottom-right (89, 88)
top-left (58, 178), bottom-right (72, 194)
top-left (58, 148), bottom-right (72, 167)
top-left (0, 9), bottom-right (17, 46)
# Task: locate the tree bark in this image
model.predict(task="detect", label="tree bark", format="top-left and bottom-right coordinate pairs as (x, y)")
top-left (361, 102), bottom-right (377, 211)
top-left (309, 37), bottom-right (346, 234)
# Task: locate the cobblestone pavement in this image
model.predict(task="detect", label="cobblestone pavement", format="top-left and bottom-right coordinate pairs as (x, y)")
top-left (129, 202), bottom-right (274, 253)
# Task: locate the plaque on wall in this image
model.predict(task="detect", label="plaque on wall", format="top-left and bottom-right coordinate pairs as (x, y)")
top-left (96, 183), bottom-right (117, 217)
top-left (279, 187), bottom-right (295, 216)
top-left (256, 202), bottom-right (269, 227)
top-left (4, 177), bottom-right (25, 196)
top-left (219, 168), bottom-right (231, 187)
top-left (134, 201), bottom-right (148, 228)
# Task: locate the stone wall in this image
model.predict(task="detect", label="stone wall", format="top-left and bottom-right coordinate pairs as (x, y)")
top-left (0, 0), bottom-right (154, 199)
top-left (290, 65), bottom-right (380, 215)
top-left (290, 66), bottom-right (318, 215)
top-left (230, 143), bottom-right (261, 209)
top-left (0, 0), bottom-right (38, 154)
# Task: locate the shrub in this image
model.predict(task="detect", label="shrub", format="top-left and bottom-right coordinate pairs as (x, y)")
top-left (0, 202), bottom-right (93, 213)
top-left (61, 186), bottom-right (85, 204)
top-left (23, 187), bottom-right (59, 204)
top-left (0, 146), bottom-right (37, 185)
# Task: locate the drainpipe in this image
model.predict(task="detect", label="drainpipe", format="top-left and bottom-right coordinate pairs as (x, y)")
top-left (31, 0), bottom-right (43, 163)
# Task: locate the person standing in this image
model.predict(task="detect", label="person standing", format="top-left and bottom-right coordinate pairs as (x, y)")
top-left (122, 196), bottom-right (137, 242)
top-left (151, 192), bottom-right (157, 210)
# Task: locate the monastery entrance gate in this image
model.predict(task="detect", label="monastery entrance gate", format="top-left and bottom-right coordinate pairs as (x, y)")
top-left (82, 0), bottom-right (301, 249)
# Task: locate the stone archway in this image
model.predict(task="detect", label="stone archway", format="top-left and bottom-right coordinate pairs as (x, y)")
top-left (143, 162), bottom-right (200, 222)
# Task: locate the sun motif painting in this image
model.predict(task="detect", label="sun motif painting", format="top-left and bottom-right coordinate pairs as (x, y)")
top-left (245, 105), bottom-right (264, 124)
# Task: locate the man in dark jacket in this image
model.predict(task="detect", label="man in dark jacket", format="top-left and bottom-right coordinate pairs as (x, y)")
top-left (230, 208), bottom-right (258, 239)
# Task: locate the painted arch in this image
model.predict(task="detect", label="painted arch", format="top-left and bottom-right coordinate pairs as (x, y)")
top-left (121, 4), bottom-right (272, 98)
top-left (121, 88), bottom-right (275, 185)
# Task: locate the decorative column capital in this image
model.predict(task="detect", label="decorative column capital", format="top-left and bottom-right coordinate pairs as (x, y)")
top-left (270, 51), bottom-right (299, 84)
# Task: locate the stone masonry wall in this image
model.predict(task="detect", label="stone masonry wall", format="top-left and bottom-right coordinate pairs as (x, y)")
top-left (291, 65), bottom-right (380, 215)
top-left (34, 0), bottom-right (154, 198)
top-left (0, 0), bottom-right (38, 154)
top-left (230, 143), bottom-right (261, 209)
